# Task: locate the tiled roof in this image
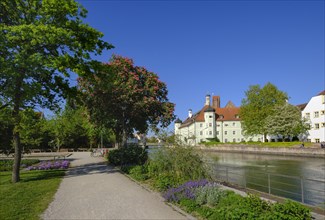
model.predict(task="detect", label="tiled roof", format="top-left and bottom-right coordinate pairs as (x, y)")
top-left (296, 103), bottom-right (307, 111)
top-left (317, 90), bottom-right (325, 96)
top-left (179, 104), bottom-right (240, 128)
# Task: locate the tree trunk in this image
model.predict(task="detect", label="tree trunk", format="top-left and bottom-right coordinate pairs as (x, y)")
top-left (12, 74), bottom-right (23, 183)
top-left (12, 127), bottom-right (22, 183)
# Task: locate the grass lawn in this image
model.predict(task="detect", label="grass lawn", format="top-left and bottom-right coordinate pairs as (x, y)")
top-left (0, 170), bottom-right (65, 220)
top-left (204, 141), bottom-right (312, 148)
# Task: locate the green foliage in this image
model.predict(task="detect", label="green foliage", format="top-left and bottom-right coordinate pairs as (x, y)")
top-left (0, 170), bottom-right (65, 220)
top-left (107, 145), bottom-right (148, 166)
top-left (128, 165), bottom-right (148, 181)
top-left (240, 83), bottom-right (288, 138)
top-left (264, 200), bottom-right (312, 220)
top-left (174, 186), bottom-right (312, 220)
top-left (194, 184), bottom-right (226, 206)
top-left (0, 107), bottom-right (13, 151)
top-left (265, 104), bottom-right (310, 140)
top-left (1, 0), bottom-right (112, 182)
top-left (78, 55), bottom-right (175, 146)
top-left (0, 159), bottom-right (40, 171)
top-left (146, 146), bottom-right (209, 190)
top-left (179, 199), bottom-right (200, 213)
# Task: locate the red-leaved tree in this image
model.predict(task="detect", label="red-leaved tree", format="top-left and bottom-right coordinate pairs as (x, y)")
top-left (79, 55), bottom-right (175, 147)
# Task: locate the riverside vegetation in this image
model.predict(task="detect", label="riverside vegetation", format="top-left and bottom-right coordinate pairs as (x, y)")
top-left (107, 145), bottom-right (312, 220)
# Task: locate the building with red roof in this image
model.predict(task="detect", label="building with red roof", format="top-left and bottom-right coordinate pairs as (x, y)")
top-left (175, 95), bottom-right (263, 145)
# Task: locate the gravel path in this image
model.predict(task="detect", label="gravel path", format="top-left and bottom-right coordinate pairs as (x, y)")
top-left (42, 152), bottom-right (189, 220)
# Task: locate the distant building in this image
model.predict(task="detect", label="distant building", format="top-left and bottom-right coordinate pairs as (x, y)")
top-left (300, 90), bottom-right (325, 143)
top-left (175, 95), bottom-right (262, 145)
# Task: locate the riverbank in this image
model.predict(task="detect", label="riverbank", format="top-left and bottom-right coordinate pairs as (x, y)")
top-left (198, 144), bottom-right (325, 158)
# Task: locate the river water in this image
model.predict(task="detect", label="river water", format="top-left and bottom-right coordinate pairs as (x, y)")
top-left (203, 151), bottom-right (325, 207)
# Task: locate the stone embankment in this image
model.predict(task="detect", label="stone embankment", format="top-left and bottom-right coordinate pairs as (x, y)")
top-left (198, 144), bottom-right (325, 158)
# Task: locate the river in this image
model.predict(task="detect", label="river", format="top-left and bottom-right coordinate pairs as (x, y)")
top-left (203, 151), bottom-right (325, 207)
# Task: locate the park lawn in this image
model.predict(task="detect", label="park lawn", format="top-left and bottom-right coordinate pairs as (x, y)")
top-left (0, 170), bottom-right (65, 220)
top-left (204, 141), bottom-right (312, 148)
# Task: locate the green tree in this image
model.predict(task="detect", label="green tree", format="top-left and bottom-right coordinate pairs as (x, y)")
top-left (240, 83), bottom-right (288, 141)
top-left (79, 55), bottom-right (175, 147)
top-left (19, 109), bottom-right (44, 152)
top-left (265, 104), bottom-right (310, 141)
top-left (0, 106), bottom-right (13, 153)
top-left (0, 0), bottom-right (112, 182)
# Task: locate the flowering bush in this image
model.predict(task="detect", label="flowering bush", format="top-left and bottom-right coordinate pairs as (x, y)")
top-left (26, 160), bottom-right (70, 171)
top-left (164, 179), bottom-right (312, 220)
top-left (195, 182), bottom-right (227, 206)
top-left (163, 179), bottom-right (209, 202)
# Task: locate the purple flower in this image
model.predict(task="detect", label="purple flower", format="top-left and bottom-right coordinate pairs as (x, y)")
top-left (163, 179), bottom-right (209, 202)
top-left (25, 160), bottom-right (70, 171)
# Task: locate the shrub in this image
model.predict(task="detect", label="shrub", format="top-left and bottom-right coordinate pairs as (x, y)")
top-left (128, 165), bottom-right (148, 181)
top-left (147, 146), bottom-right (209, 188)
top-left (107, 145), bottom-right (148, 166)
top-left (263, 200), bottom-right (312, 220)
top-left (194, 183), bottom-right (225, 206)
top-left (163, 179), bottom-right (209, 202)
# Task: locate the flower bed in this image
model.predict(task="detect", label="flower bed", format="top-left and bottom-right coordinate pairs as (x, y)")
top-left (26, 160), bottom-right (70, 171)
top-left (163, 180), bottom-right (312, 220)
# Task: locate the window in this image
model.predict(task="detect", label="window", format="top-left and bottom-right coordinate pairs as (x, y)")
top-left (233, 122), bottom-right (236, 126)
top-left (321, 123), bottom-right (325, 128)
top-left (209, 131), bottom-right (212, 135)
top-left (219, 115), bottom-right (224, 119)
top-left (321, 110), bottom-right (325, 115)
top-left (235, 114), bottom-right (240, 119)
top-left (233, 138), bottom-right (236, 142)
top-left (209, 115), bottom-right (212, 118)
top-left (233, 131), bottom-right (236, 135)
top-left (225, 124), bottom-right (228, 127)
top-left (209, 123), bottom-right (212, 127)
top-left (314, 111), bottom-right (319, 118)
top-left (315, 123), bottom-right (320, 129)
top-left (315, 139), bottom-right (320, 143)
top-left (200, 123), bottom-right (203, 127)
top-left (217, 124), bottom-right (220, 127)
top-left (225, 131), bottom-right (227, 135)
top-left (305, 113), bottom-right (310, 118)
top-left (200, 131), bottom-right (203, 135)
top-left (225, 139), bottom-right (228, 143)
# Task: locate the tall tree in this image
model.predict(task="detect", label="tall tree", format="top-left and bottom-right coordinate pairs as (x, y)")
top-left (240, 82), bottom-right (288, 141)
top-left (79, 55), bottom-right (175, 147)
top-left (0, 0), bottom-right (112, 182)
top-left (265, 104), bottom-right (310, 141)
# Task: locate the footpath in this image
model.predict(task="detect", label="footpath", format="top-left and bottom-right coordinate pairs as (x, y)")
top-left (42, 152), bottom-right (189, 220)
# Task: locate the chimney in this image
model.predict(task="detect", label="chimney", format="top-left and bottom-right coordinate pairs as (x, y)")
top-left (188, 109), bottom-right (192, 118)
top-left (212, 96), bottom-right (220, 108)
top-left (205, 94), bottom-right (210, 106)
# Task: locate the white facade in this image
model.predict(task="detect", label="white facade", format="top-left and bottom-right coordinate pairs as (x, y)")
top-left (301, 91), bottom-right (325, 143)
top-left (175, 95), bottom-right (263, 145)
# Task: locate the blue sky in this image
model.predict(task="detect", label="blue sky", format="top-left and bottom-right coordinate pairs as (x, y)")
top-left (77, 0), bottom-right (324, 126)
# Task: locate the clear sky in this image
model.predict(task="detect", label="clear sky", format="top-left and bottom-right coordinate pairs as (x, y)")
top-left (76, 0), bottom-right (324, 127)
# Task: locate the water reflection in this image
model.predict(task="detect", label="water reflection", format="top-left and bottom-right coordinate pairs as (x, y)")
top-left (203, 151), bottom-right (325, 207)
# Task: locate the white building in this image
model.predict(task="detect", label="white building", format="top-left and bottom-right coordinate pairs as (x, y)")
top-left (175, 95), bottom-right (263, 145)
top-left (300, 90), bottom-right (325, 143)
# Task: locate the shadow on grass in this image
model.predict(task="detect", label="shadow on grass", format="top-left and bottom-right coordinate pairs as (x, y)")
top-left (20, 169), bottom-right (66, 182)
